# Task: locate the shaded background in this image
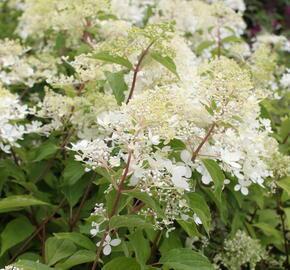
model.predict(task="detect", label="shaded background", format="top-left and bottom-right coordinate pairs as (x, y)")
top-left (244, 0), bottom-right (290, 37)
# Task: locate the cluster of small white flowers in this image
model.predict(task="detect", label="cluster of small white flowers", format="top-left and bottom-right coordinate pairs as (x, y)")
top-left (35, 89), bottom-right (75, 135)
top-left (150, 0), bottom-right (246, 56)
top-left (214, 230), bottom-right (267, 270)
top-left (210, 0), bottom-right (246, 12)
top-left (0, 85), bottom-right (41, 153)
top-left (97, 20), bottom-right (132, 40)
top-left (0, 39), bottom-right (58, 87)
top-left (90, 203), bottom-right (107, 236)
top-left (35, 88), bottom-right (117, 138)
top-left (111, 0), bottom-right (152, 24)
top-left (281, 68), bottom-right (290, 89)
top-left (70, 139), bottom-right (110, 171)
top-left (253, 33), bottom-right (290, 53)
top-left (16, 0), bottom-right (110, 40)
top-left (0, 266), bottom-right (23, 270)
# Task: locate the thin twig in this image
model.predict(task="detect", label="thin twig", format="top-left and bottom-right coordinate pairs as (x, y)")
top-left (128, 202), bottom-right (145, 215)
top-left (192, 123), bottom-right (216, 162)
top-left (126, 41), bottom-right (155, 104)
top-left (146, 231), bottom-right (162, 265)
top-left (91, 152), bottom-right (132, 270)
top-left (69, 172), bottom-right (97, 230)
top-left (10, 148), bottom-right (20, 167)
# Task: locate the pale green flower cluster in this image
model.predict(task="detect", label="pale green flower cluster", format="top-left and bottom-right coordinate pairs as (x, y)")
top-left (16, 0), bottom-right (110, 40)
top-left (0, 39), bottom-right (59, 87)
top-left (250, 44), bottom-right (278, 91)
top-left (36, 88), bottom-right (117, 138)
top-left (214, 230), bottom-right (267, 270)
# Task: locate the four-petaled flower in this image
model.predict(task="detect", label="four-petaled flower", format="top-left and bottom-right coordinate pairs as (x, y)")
top-left (97, 235), bottom-right (121, 255)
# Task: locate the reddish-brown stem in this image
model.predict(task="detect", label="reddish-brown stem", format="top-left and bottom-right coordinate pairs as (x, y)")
top-left (192, 123), bottom-right (216, 162)
top-left (10, 148), bottom-right (20, 167)
top-left (82, 31), bottom-right (94, 48)
top-left (19, 88), bottom-right (30, 100)
top-left (91, 152), bottom-right (132, 270)
top-left (128, 201), bottom-right (145, 215)
top-left (69, 172), bottom-right (97, 231)
top-left (7, 198), bottom-right (66, 265)
top-left (82, 19), bottom-right (94, 48)
top-left (146, 231), bottom-right (162, 265)
top-left (126, 41), bottom-right (155, 104)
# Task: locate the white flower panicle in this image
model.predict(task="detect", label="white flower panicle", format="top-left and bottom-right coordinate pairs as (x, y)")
top-left (70, 139), bottom-right (110, 171)
top-left (0, 85), bottom-right (41, 153)
top-left (0, 39), bottom-right (58, 87)
top-left (16, 0), bottom-right (110, 40)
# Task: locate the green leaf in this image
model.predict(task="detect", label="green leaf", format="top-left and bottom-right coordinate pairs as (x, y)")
top-left (284, 208), bottom-right (290, 228)
top-left (12, 260), bottom-right (54, 270)
top-left (201, 159), bottom-right (225, 202)
top-left (105, 71), bottom-right (128, 105)
top-left (0, 160), bottom-right (25, 181)
top-left (91, 51), bottom-right (133, 69)
top-left (159, 232), bottom-right (183, 255)
top-left (178, 220), bottom-right (201, 237)
top-left (0, 217), bottom-right (35, 256)
top-left (33, 141), bottom-right (58, 162)
top-left (54, 232), bottom-right (96, 251)
top-left (168, 139), bottom-right (186, 150)
top-left (221, 35), bottom-right (243, 43)
top-left (160, 248), bottom-right (214, 270)
top-left (259, 104), bottom-right (272, 120)
top-left (55, 33), bottom-right (66, 55)
top-left (280, 118), bottom-right (290, 143)
top-left (196, 41), bottom-right (215, 56)
top-left (45, 237), bottom-right (77, 266)
top-left (184, 193), bottom-right (211, 234)
top-left (150, 53), bottom-right (179, 78)
top-left (253, 223), bottom-right (283, 241)
top-left (102, 257), bottom-right (141, 270)
top-left (127, 191), bottom-right (164, 217)
top-left (276, 177), bottom-right (290, 196)
top-left (56, 250), bottom-right (96, 269)
top-left (128, 230), bottom-right (151, 265)
top-left (17, 252), bottom-right (42, 262)
top-left (61, 176), bottom-right (88, 207)
top-left (109, 215), bottom-right (153, 230)
top-left (62, 160), bottom-right (85, 186)
top-left (0, 195), bottom-right (48, 213)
